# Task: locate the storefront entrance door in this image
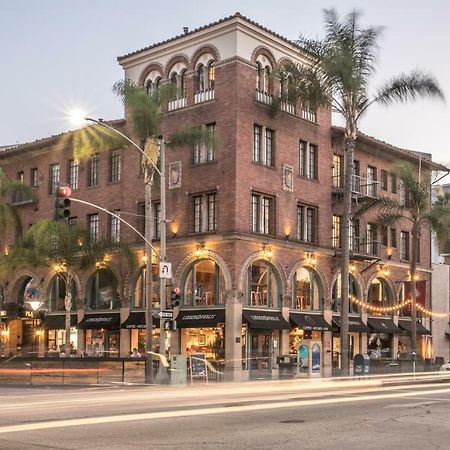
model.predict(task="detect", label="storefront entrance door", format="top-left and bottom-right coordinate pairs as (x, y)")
top-left (249, 330), bottom-right (271, 379)
top-left (106, 331), bottom-right (120, 357)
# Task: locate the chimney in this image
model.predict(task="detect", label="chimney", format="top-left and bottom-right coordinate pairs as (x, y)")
top-left (183, 26), bottom-right (189, 34)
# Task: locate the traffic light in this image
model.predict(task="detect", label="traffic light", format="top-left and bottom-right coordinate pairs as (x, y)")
top-left (54, 185), bottom-right (72, 220)
top-left (170, 287), bottom-right (181, 307)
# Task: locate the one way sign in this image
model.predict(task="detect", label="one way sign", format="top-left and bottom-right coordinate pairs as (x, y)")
top-left (159, 262), bottom-right (172, 279)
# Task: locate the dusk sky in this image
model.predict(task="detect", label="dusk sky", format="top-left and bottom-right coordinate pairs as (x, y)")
top-left (1, 1), bottom-right (449, 169)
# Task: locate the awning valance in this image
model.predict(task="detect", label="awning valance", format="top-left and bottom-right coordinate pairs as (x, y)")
top-left (177, 309), bottom-right (225, 328)
top-left (41, 314), bottom-right (77, 330)
top-left (243, 310), bottom-right (290, 330)
top-left (290, 313), bottom-right (330, 331)
top-left (398, 319), bottom-right (431, 335)
top-left (77, 313), bottom-right (120, 330)
top-left (367, 318), bottom-right (401, 334)
top-left (332, 316), bottom-right (370, 333)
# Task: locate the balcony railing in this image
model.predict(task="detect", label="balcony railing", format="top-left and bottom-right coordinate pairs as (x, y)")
top-left (301, 108), bottom-right (317, 123)
top-left (194, 89), bottom-right (214, 104)
top-left (351, 237), bottom-right (381, 257)
top-left (255, 89), bottom-right (273, 105)
top-left (280, 101), bottom-right (295, 115)
top-left (167, 96), bottom-right (187, 111)
top-left (332, 175), bottom-right (380, 199)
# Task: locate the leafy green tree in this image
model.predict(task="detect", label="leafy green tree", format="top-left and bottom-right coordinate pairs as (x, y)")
top-left (278, 9), bottom-right (444, 374)
top-left (356, 163), bottom-right (450, 353)
top-left (0, 219), bottom-right (136, 357)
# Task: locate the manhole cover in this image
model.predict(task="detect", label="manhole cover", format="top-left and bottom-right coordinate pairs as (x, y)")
top-left (279, 419), bottom-right (306, 424)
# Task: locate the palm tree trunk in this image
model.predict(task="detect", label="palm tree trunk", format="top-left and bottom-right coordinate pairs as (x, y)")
top-left (410, 224), bottom-right (419, 354)
top-left (64, 292), bottom-right (72, 358)
top-left (340, 137), bottom-right (355, 376)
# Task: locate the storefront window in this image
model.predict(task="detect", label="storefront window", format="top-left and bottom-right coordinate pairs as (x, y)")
top-left (247, 260), bottom-right (280, 307)
top-left (47, 275), bottom-right (76, 312)
top-left (292, 267), bottom-right (324, 310)
top-left (185, 327), bottom-right (224, 362)
top-left (47, 329), bottom-right (77, 355)
top-left (368, 332), bottom-right (391, 358)
top-left (132, 265), bottom-right (160, 309)
top-left (86, 269), bottom-right (119, 311)
top-left (368, 278), bottom-right (393, 317)
top-left (332, 274), bottom-right (360, 314)
top-left (183, 260), bottom-right (225, 306)
top-left (84, 329), bottom-right (119, 357)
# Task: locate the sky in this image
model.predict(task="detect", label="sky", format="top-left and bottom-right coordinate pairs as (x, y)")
top-left (1, 0), bottom-right (450, 169)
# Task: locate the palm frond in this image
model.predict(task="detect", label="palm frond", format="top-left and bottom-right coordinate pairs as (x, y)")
top-left (354, 194), bottom-right (406, 217)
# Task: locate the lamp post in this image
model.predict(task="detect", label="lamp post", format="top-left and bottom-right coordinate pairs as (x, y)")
top-left (27, 300), bottom-right (43, 356)
top-left (84, 118), bottom-right (168, 383)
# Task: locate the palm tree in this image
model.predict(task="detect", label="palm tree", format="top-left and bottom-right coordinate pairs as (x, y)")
top-left (0, 219), bottom-right (136, 358)
top-left (356, 162), bottom-right (450, 353)
top-left (73, 80), bottom-right (214, 382)
top-left (278, 9), bottom-right (444, 374)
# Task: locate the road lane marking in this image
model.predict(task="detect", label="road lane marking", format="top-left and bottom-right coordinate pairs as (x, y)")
top-left (0, 386), bottom-right (450, 434)
top-left (385, 401), bottom-right (441, 408)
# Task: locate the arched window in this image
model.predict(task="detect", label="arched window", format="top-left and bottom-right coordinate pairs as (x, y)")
top-left (292, 267), bottom-right (324, 310)
top-left (196, 64), bottom-right (205, 92)
top-left (332, 274), bottom-right (360, 314)
top-left (86, 269), bottom-right (119, 311)
top-left (263, 66), bottom-right (271, 94)
top-left (256, 62), bottom-right (263, 91)
top-left (247, 260), bottom-right (280, 307)
top-left (145, 76), bottom-right (161, 95)
top-left (132, 265), bottom-right (160, 309)
top-left (368, 278), bottom-right (393, 316)
top-left (183, 259), bottom-right (225, 306)
top-left (180, 69), bottom-right (186, 97)
top-left (20, 277), bottom-right (41, 308)
top-left (47, 275), bottom-right (76, 312)
top-left (207, 61), bottom-right (215, 90)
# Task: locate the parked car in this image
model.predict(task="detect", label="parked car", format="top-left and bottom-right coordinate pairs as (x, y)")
top-left (439, 361), bottom-right (450, 371)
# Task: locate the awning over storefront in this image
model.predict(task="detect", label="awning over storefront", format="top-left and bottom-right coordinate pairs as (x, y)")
top-left (290, 313), bottom-right (330, 331)
top-left (121, 311), bottom-right (157, 329)
top-left (77, 313), bottom-right (120, 329)
top-left (398, 319), bottom-right (431, 335)
top-left (177, 309), bottom-right (225, 328)
top-left (243, 310), bottom-right (290, 330)
top-left (41, 314), bottom-right (77, 330)
top-left (332, 316), bottom-right (370, 333)
top-left (367, 318), bottom-right (401, 334)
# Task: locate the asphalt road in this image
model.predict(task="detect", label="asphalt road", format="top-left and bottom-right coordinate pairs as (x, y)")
top-left (1, 376), bottom-right (449, 449)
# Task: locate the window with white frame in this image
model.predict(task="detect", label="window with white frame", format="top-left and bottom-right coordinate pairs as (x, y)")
top-left (88, 213), bottom-right (99, 242)
top-left (109, 149), bottom-right (122, 183)
top-left (30, 168), bottom-right (39, 188)
top-left (193, 123), bottom-right (216, 164)
top-left (68, 160), bottom-right (79, 191)
top-left (299, 141), bottom-right (317, 179)
top-left (332, 215), bottom-right (341, 248)
top-left (88, 154), bottom-right (99, 187)
top-left (332, 154), bottom-right (343, 188)
top-left (110, 211), bottom-right (121, 243)
top-left (400, 231), bottom-right (410, 260)
top-left (296, 204), bottom-right (317, 243)
top-left (251, 193), bottom-right (274, 235)
top-left (49, 163), bottom-right (60, 195)
top-left (253, 125), bottom-right (274, 166)
top-left (192, 193), bottom-right (217, 233)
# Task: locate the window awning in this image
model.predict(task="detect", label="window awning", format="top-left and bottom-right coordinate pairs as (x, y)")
top-left (243, 310), bottom-right (290, 330)
top-left (41, 314), bottom-right (77, 330)
top-left (398, 319), bottom-right (431, 335)
top-left (121, 311), bottom-right (157, 329)
top-left (177, 309), bottom-right (225, 328)
top-left (367, 318), bottom-right (401, 334)
top-left (290, 313), bottom-right (330, 331)
top-left (77, 313), bottom-right (120, 329)
top-left (332, 316), bottom-right (370, 333)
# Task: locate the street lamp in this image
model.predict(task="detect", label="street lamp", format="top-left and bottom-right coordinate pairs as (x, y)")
top-left (84, 117), bottom-right (168, 383)
top-left (27, 299), bottom-right (44, 356)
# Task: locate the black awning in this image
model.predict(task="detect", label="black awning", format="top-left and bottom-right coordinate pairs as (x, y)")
top-left (41, 314), bottom-right (77, 330)
top-left (332, 316), bottom-right (370, 333)
top-left (77, 313), bottom-right (120, 330)
top-left (121, 311), bottom-right (157, 329)
top-left (367, 318), bottom-right (401, 334)
top-left (243, 309), bottom-right (290, 330)
top-left (398, 319), bottom-right (431, 335)
top-left (290, 313), bottom-right (330, 331)
top-left (177, 309), bottom-right (225, 328)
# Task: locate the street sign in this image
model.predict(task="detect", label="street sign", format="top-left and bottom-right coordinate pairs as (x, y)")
top-left (159, 262), bottom-right (172, 279)
top-left (159, 310), bottom-right (174, 319)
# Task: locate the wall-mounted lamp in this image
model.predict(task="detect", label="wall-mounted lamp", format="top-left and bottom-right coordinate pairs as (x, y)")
top-left (379, 264), bottom-right (390, 277)
top-left (0, 328), bottom-right (9, 338)
top-left (194, 243), bottom-right (208, 258)
top-left (304, 252), bottom-right (317, 266)
top-left (386, 247), bottom-right (392, 260)
top-left (285, 233), bottom-right (290, 241)
top-left (349, 263), bottom-right (356, 273)
top-left (172, 231), bottom-right (177, 238)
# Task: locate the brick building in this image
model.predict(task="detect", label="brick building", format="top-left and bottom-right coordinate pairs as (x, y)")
top-left (0, 13), bottom-right (444, 379)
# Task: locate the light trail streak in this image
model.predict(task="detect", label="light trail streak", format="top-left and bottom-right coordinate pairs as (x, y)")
top-left (0, 386), bottom-right (449, 434)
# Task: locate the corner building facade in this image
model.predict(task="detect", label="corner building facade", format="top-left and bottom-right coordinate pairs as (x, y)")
top-left (0, 14), bottom-right (439, 379)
